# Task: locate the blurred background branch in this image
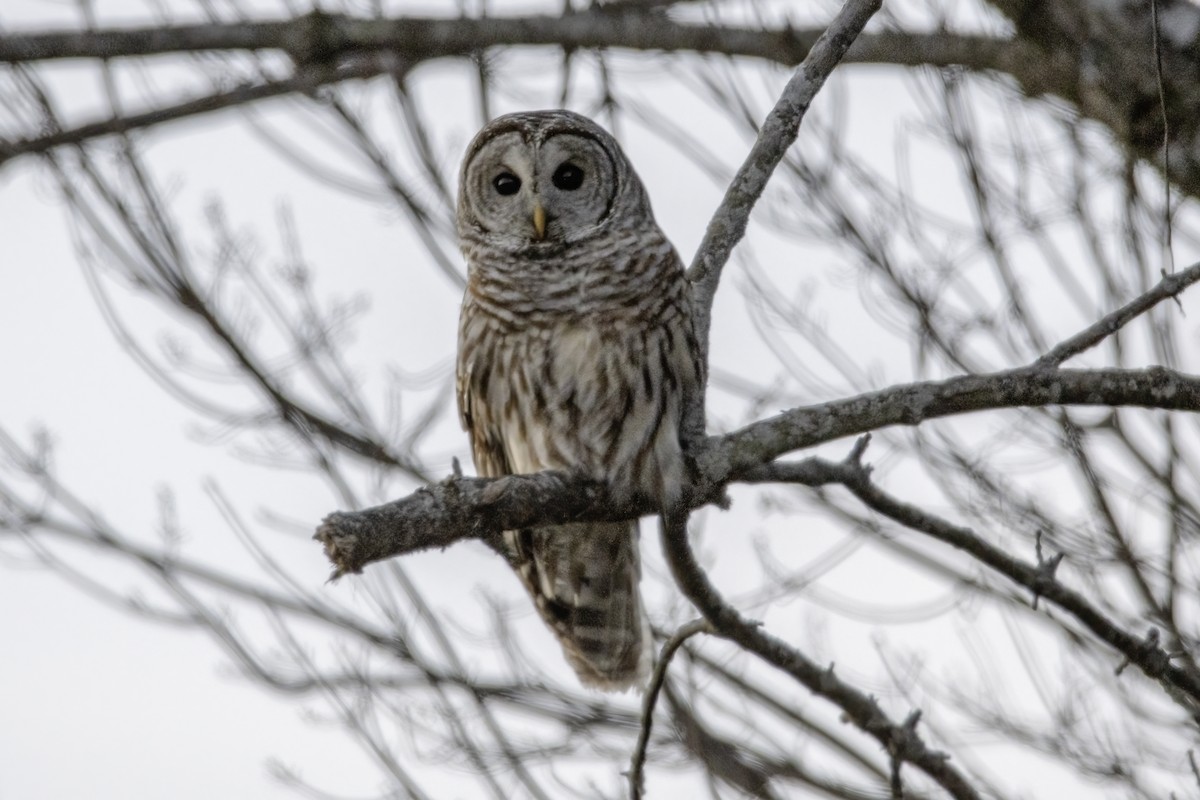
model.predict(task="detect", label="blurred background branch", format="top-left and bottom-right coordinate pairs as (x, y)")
top-left (4, 1), bottom-right (1200, 798)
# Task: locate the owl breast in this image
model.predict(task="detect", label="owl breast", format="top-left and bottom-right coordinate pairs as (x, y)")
top-left (460, 302), bottom-right (692, 505)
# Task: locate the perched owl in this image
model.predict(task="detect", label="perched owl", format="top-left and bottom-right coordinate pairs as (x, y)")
top-left (456, 110), bottom-right (701, 690)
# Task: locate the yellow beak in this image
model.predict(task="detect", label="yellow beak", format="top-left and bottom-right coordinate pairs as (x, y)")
top-left (532, 203), bottom-right (546, 240)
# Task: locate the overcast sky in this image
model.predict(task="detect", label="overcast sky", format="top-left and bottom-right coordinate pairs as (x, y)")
top-left (4, 2), bottom-right (1198, 799)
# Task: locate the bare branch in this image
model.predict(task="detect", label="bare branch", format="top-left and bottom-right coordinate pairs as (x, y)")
top-left (656, 507), bottom-right (979, 800)
top-left (318, 364), bottom-right (1200, 575)
top-left (685, 0), bottom-right (878, 331)
top-left (1035, 260), bottom-right (1200, 367)
top-left (0, 58), bottom-right (396, 166)
top-left (0, 14), bottom-right (1034, 170)
top-left (316, 470), bottom-right (619, 574)
top-left (9, 3), bottom-right (1200, 216)
top-left (0, 12), bottom-right (1003, 69)
top-left (683, 0), bottom-right (880, 440)
top-left (837, 441), bottom-right (1200, 714)
top-left (629, 619), bottom-right (712, 800)
top-left (700, 365), bottom-right (1200, 481)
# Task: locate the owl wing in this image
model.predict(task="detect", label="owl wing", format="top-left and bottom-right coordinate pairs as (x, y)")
top-left (458, 327), bottom-right (528, 578)
top-left (456, 301), bottom-right (512, 482)
top-left (456, 357), bottom-right (509, 480)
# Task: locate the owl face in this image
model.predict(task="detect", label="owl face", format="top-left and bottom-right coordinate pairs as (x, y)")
top-left (458, 111), bottom-right (649, 252)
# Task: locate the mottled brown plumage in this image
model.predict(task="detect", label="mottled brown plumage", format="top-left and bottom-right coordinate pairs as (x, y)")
top-left (456, 110), bottom-right (700, 690)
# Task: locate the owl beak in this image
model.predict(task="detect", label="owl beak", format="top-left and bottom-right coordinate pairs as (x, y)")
top-left (532, 203), bottom-right (547, 240)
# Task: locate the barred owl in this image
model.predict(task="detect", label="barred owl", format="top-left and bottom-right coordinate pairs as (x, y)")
top-left (456, 110), bottom-right (701, 690)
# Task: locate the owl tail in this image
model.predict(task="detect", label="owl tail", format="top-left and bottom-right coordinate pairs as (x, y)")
top-left (506, 521), bottom-right (651, 691)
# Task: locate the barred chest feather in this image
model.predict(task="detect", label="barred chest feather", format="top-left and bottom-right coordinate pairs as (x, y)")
top-left (458, 255), bottom-right (696, 506)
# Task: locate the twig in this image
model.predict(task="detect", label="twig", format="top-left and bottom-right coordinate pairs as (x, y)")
top-left (1034, 260), bottom-right (1200, 368)
top-left (628, 619), bottom-right (713, 800)
top-left (738, 455), bottom-right (849, 485)
top-left (1030, 530), bottom-right (1065, 611)
top-left (1150, 0), bottom-right (1173, 271)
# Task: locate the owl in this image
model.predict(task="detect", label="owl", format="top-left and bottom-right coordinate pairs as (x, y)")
top-left (455, 110), bottom-right (702, 690)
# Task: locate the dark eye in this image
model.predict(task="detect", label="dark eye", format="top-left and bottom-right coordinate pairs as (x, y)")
top-left (492, 172), bottom-right (521, 196)
top-left (552, 162), bottom-right (584, 191)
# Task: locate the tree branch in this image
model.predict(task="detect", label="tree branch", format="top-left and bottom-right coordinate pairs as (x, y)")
top-left (0, 57), bottom-right (397, 166)
top-left (628, 619), bottom-right (712, 800)
top-left (834, 437), bottom-right (1200, 715)
top-left (657, 507), bottom-right (980, 800)
top-left (10, 4), bottom-right (1200, 208)
top-left (0, 12), bottom-right (1028, 172)
top-left (1034, 260), bottom-right (1200, 367)
top-left (697, 365), bottom-right (1200, 481)
top-left (682, 0), bottom-right (879, 328)
top-left (316, 364), bottom-right (1200, 574)
top-left (0, 12), bottom-right (1007, 69)
top-left (680, 0), bottom-right (880, 443)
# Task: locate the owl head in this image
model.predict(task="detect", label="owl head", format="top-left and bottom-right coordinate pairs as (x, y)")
top-left (457, 110), bottom-right (654, 253)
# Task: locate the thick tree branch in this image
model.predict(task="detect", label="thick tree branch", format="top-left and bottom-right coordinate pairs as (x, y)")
top-left (10, 3), bottom-right (1200, 206)
top-left (0, 12), bottom-right (1004, 69)
top-left (1, 11), bottom-right (1028, 169)
top-left (697, 365), bottom-right (1200, 481)
top-left (317, 364), bottom-right (1200, 574)
top-left (317, 470), bottom-right (623, 572)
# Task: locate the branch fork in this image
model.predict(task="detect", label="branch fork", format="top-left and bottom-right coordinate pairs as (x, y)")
top-left (887, 709), bottom-right (931, 800)
top-left (1031, 530), bottom-right (1066, 610)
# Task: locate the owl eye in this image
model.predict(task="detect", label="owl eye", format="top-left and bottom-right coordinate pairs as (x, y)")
top-left (492, 172), bottom-right (521, 196)
top-left (552, 162), bottom-right (584, 191)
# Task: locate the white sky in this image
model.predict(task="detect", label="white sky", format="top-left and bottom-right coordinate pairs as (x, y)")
top-left (3, 1), bottom-right (1198, 799)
